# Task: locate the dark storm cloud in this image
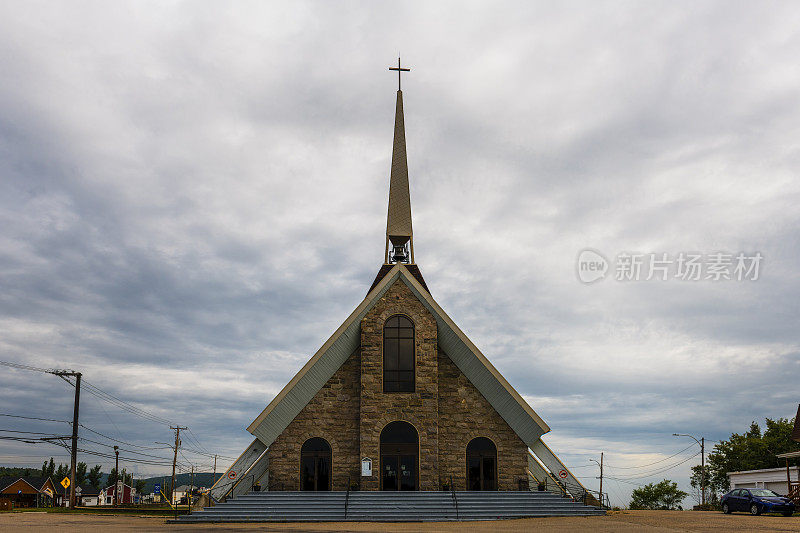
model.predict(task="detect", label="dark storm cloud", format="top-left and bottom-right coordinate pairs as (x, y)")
top-left (0, 0), bottom-right (798, 506)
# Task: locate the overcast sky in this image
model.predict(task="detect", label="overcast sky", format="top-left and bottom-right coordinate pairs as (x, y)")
top-left (1, 1), bottom-right (799, 506)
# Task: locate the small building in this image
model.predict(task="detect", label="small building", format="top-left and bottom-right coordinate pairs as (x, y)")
top-left (776, 406), bottom-right (800, 504)
top-left (172, 484), bottom-right (190, 505)
top-left (0, 477), bottom-right (59, 509)
top-left (99, 483), bottom-right (136, 505)
top-left (76, 484), bottom-right (101, 506)
top-left (728, 466), bottom-right (799, 495)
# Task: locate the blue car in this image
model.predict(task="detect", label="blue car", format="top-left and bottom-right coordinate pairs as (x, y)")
top-left (721, 488), bottom-right (795, 516)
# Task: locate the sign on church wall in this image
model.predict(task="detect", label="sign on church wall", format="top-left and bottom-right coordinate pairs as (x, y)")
top-left (361, 457), bottom-right (373, 477)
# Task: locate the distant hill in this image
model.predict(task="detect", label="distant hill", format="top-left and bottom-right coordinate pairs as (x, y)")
top-left (138, 473), bottom-right (223, 494)
top-left (0, 466), bottom-right (222, 494)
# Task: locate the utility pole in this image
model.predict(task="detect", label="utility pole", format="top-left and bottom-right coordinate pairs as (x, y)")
top-left (213, 455), bottom-right (217, 486)
top-left (590, 452), bottom-right (604, 507)
top-left (113, 446), bottom-right (119, 507)
top-left (673, 433), bottom-right (706, 506)
top-left (189, 464), bottom-right (194, 513)
top-left (599, 452), bottom-right (604, 502)
top-left (701, 437), bottom-right (705, 506)
top-left (170, 426), bottom-right (186, 507)
top-left (53, 370), bottom-right (81, 509)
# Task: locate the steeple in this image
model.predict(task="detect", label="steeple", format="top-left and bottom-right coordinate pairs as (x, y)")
top-left (385, 58), bottom-right (414, 264)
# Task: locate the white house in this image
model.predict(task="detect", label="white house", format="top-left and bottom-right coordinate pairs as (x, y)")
top-left (727, 466), bottom-right (799, 495)
top-left (76, 485), bottom-right (100, 506)
top-left (172, 485), bottom-right (190, 505)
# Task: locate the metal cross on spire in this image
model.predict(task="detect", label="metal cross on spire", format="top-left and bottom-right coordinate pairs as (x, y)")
top-left (389, 57), bottom-right (410, 91)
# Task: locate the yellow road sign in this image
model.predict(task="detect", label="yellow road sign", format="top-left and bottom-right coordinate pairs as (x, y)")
top-left (60, 477), bottom-right (70, 489)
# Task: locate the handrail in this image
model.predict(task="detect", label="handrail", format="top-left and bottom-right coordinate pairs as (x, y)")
top-left (344, 476), bottom-right (351, 519)
top-left (788, 481), bottom-right (800, 504)
top-left (542, 477), bottom-right (608, 509)
top-left (449, 475), bottom-right (458, 520)
top-left (212, 447), bottom-right (269, 503)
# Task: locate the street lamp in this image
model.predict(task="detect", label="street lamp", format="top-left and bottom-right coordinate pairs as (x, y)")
top-left (673, 433), bottom-right (705, 506)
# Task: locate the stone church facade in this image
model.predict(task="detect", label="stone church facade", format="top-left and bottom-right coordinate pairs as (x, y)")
top-left (268, 280), bottom-right (529, 491)
top-left (212, 77), bottom-right (583, 499)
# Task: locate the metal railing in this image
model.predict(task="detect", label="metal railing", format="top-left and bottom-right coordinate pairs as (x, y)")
top-left (344, 476), bottom-right (351, 519)
top-left (789, 482), bottom-right (800, 504)
top-left (211, 473), bottom-right (257, 505)
top-left (538, 477), bottom-right (609, 509)
top-left (449, 475), bottom-right (459, 520)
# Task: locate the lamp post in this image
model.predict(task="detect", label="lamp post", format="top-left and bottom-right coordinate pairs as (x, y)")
top-left (673, 433), bottom-right (705, 506)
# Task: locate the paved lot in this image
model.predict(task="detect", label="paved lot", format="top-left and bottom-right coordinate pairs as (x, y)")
top-left (0, 510), bottom-right (798, 532)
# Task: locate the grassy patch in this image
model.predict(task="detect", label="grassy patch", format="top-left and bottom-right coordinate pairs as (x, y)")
top-left (5, 506), bottom-right (189, 516)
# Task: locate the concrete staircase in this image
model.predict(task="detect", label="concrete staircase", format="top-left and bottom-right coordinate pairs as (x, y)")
top-left (177, 491), bottom-right (606, 522)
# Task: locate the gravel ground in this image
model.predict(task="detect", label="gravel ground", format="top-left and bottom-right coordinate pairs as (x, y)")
top-left (0, 510), bottom-right (798, 532)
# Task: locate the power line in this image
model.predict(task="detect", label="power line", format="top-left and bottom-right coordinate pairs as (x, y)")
top-left (0, 360), bottom-right (62, 374)
top-left (611, 452), bottom-right (701, 480)
top-left (78, 424), bottom-right (171, 450)
top-left (81, 379), bottom-right (174, 426)
top-left (0, 413), bottom-right (71, 424)
top-left (3, 361), bottom-right (233, 466)
top-left (602, 443), bottom-right (696, 470)
top-left (604, 476), bottom-right (646, 487)
top-left (0, 429), bottom-right (62, 435)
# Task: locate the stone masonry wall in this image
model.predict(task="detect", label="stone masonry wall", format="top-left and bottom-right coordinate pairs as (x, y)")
top-left (267, 276), bottom-right (529, 492)
top-left (438, 349), bottom-right (530, 491)
top-left (267, 349), bottom-right (361, 490)
top-left (359, 279), bottom-right (439, 490)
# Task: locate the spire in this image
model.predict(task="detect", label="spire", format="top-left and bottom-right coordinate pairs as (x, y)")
top-left (385, 58), bottom-right (414, 264)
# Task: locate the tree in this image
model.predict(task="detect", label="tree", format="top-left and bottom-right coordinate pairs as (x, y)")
top-left (108, 467), bottom-right (119, 486)
top-left (689, 464), bottom-right (725, 505)
top-left (55, 463), bottom-right (68, 481)
top-left (706, 417), bottom-right (799, 492)
top-left (46, 457), bottom-right (55, 478)
top-left (41, 461), bottom-right (47, 477)
top-left (629, 479), bottom-right (688, 510)
top-left (121, 468), bottom-right (132, 486)
top-left (75, 462), bottom-right (87, 485)
top-left (135, 479), bottom-right (146, 494)
top-left (87, 465), bottom-right (102, 490)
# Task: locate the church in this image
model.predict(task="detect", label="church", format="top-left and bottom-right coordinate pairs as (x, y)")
top-left (210, 64), bottom-right (584, 499)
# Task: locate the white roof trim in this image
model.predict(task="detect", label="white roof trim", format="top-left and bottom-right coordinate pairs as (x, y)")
top-left (247, 263), bottom-right (549, 446)
top-left (728, 466), bottom-right (799, 475)
top-left (247, 264), bottom-right (402, 441)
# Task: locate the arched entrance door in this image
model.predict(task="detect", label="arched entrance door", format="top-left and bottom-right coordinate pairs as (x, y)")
top-left (467, 437), bottom-right (497, 490)
top-left (380, 421), bottom-right (418, 491)
top-left (300, 437), bottom-right (331, 491)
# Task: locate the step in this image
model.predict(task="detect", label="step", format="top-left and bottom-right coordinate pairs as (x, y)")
top-left (177, 490), bottom-right (605, 523)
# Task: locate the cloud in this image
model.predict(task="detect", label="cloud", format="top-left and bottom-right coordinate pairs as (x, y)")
top-left (0, 0), bottom-right (798, 505)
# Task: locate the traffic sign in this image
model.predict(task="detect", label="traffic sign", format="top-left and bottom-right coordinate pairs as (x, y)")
top-left (154, 483), bottom-right (161, 493)
top-left (60, 477), bottom-right (70, 489)
top-left (228, 471), bottom-right (237, 480)
top-left (558, 469), bottom-right (568, 479)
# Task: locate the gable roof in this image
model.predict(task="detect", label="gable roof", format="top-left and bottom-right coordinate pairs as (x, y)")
top-left (369, 263), bottom-right (429, 294)
top-left (248, 263), bottom-right (549, 447)
top-left (77, 484), bottom-right (99, 496)
top-left (0, 476), bottom-right (44, 493)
